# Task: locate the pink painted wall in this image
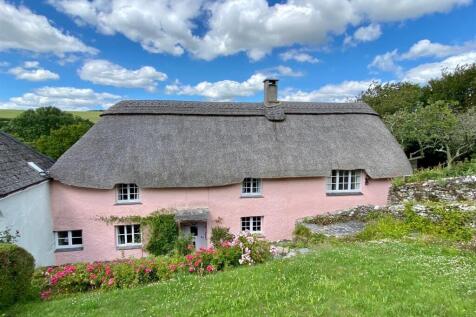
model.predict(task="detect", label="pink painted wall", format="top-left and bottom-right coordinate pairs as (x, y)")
top-left (51, 176), bottom-right (391, 264)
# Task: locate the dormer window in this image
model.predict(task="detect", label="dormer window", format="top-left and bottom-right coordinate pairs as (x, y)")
top-left (241, 178), bottom-right (262, 197)
top-left (326, 170), bottom-right (362, 194)
top-left (117, 183), bottom-right (139, 203)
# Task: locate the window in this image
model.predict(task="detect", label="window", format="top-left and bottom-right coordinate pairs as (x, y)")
top-left (117, 183), bottom-right (139, 203)
top-left (241, 178), bottom-right (261, 196)
top-left (326, 170), bottom-right (362, 193)
top-left (241, 216), bottom-right (262, 233)
top-left (116, 224), bottom-right (142, 247)
top-left (55, 230), bottom-right (82, 249)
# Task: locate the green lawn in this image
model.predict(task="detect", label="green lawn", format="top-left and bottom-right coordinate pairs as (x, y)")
top-left (5, 241), bottom-right (476, 317)
top-left (0, 109), bottom-right (102, 122)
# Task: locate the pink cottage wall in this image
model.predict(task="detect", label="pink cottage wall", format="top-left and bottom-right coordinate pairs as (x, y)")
top-left (51, 176), bottom-right (391, 264)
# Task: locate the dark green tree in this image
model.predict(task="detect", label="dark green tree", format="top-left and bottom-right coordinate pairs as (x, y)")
top-left (34, 121), bottom-right (93, 159)
top-left (359, 82), bottom-right (423, 116)
top-left (423, 63), bottom-right (476, 113)
top-left (6, 107), bottom-right (90, 143)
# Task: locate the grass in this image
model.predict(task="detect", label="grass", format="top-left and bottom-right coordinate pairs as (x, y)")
top-left (393, 159), bottom-right (476, 186)
top-left (0, 109), bottom-right (102, 123)
top-left (5, 241), bottom-right (476, 317)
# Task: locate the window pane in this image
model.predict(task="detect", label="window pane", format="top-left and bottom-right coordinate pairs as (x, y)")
top-left (72, 237), bottom-right (82, 245)
top-left (134, 233), bottom-right (141, 243)
top-left (71, 230), bottom-right (82, 238)
top-left (58, 238), bottom-right (69, 246)
top-left (57, 231), bottom-right (68, 239)
top-left (126, 234), bottom-right (133, 244)
top-left (118, 226), bottom-right (125, 234)
top-left (118, 235), bottom-right (125, 245)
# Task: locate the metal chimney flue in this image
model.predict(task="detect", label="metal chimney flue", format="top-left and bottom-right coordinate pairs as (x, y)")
top-left (263, 78), bottom-right (279, 106)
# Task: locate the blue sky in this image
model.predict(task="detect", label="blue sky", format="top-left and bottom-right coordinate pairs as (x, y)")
top-left (0, 0), bottom-right (475, 110)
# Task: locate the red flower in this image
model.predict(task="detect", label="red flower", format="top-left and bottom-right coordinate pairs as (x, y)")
top-left (206, 265), bottom-right (215, 272)
top-left (185, 254), bottom-right (194, 262)
top-left (107, 278), bottom-right (115, 286)
top-left (86, 263), bottom-right (95, 272)
top-left (105, 265), bottom-right (112, 276)
top-left (193, 259), bottom-right (202, 267)
top-left (187, 244), bottom-right (194, 250)
top-left (189, 267), bottom-right (195, 273)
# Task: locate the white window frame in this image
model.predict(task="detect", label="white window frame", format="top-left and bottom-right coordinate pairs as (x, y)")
top-left (116, 183), bottom-right (140, 203)
top-left (55, 230), bottom-right (83, 249)
top-left (241, 216), bottom-right (263, 233)
top-left (326, 170), bottom-right (362, 193)
top-left (241, 178), bottom-right (262, 197)
top-left (115, 224), bottom-right (142, 247)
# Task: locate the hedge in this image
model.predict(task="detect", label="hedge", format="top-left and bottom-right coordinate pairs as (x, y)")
top-left (0, 243), bottom-right (35, 308)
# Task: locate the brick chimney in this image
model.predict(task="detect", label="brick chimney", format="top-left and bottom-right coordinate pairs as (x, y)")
top-left (263, 78), bottom-right (285, 121)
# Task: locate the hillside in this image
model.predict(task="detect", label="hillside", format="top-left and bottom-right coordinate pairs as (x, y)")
top-left (0, 109), bottom-right (102, 123)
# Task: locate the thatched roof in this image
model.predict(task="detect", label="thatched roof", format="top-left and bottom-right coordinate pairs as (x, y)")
top-left (49, 100), bottom-right (412, 189)
top-left (0, 132), bottom-right (54, 198)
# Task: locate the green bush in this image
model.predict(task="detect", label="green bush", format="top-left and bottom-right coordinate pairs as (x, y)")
top-left (211, 226), bottom-right (234, 247)
top-left (174, 234), bottom-right (194, 255)
top-left (0, 243), bottom-right (35, 308)
top-left (356, 215), bottom-right (410, 240)
top-left (393, 159), bottom-right (476, 186)
top-left (293, 224), bottom-right (325, 246)
top-left (404, 203), bottom-right (475, 241)
top-left (145, 213), bottom-right (178, 256)
top-left (357, 202), bottom-right (475, 242)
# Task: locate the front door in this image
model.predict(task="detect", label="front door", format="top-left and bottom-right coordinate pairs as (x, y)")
top-left (181, 223), bottom-right (207, 250)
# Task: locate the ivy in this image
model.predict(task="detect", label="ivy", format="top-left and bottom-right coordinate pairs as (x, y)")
top-left (97, 209), bottom-right (179, 256)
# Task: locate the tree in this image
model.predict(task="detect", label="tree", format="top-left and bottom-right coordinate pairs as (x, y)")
top-left (6, 107), bottom-right (90, 143)
top-left (385, 101), bottom-right (476, 167)
top-left (423, 63), bottom-right (476, 113)
top-left (435, 107), bottom-right (476, 167)
top-left (34, 122), bottom-right (93, 159)
top-left (359, 82), bottom-right (423, 116)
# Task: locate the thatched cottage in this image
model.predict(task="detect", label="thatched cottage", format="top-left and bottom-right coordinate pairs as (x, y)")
top-left (49, 79), bottom-right (411, 264)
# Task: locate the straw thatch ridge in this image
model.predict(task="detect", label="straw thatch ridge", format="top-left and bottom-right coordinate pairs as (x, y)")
top-left (49, 100), bottom-right (412, 189)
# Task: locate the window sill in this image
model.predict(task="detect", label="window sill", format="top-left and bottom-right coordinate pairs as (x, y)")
top-left (326, 192), bottom-right (363, 196)
top-left (116, 245), bottom-right (143, 250)
top-left (240, 194), bottom-right (263, 199)
top-left (114, 201), bottom-right (142, 206)
top-left (55, 247), bottom-right (83, 253)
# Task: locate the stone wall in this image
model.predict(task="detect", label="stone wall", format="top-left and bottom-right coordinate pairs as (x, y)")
top-left (388, 176), bottom-right (476, 204)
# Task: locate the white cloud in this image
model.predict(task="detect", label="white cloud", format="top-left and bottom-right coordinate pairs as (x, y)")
top-left (345, 24), bottom-right (382, 46)
top-left (368, 49), bottom-right (402, 73)
top-left (0, 0), bottom-right (97, 55)
top-left (402, 51), bottom-right (476, 84)
top-left (8, 61), bottom-right (59, 81)
top-left (369, 39), bottom-right (476, 77)
top-left (78, 59), bottom-right (167, 92)
top-left (165, 65), bottom-right (303, 100)
top-left (165, 74), bottom-right (266, 101)
top-left (49, 0), bottom-right (469, 60)
top-left (0, 87), bottom-right (121, 111)
top-left (279, 49), bottom-right (319, 63)
top-left (281, 80), bottom-right (376, 102)
top-left (401, 39), bottom-right (476, 59)
top-left (268, 65), bottom-right (303, 77)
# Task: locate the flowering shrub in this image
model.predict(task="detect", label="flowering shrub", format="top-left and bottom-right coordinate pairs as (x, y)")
top-left (34, 232), bottom-right (274, 300)
top-left (233, 231), bottom-right (272, 265)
